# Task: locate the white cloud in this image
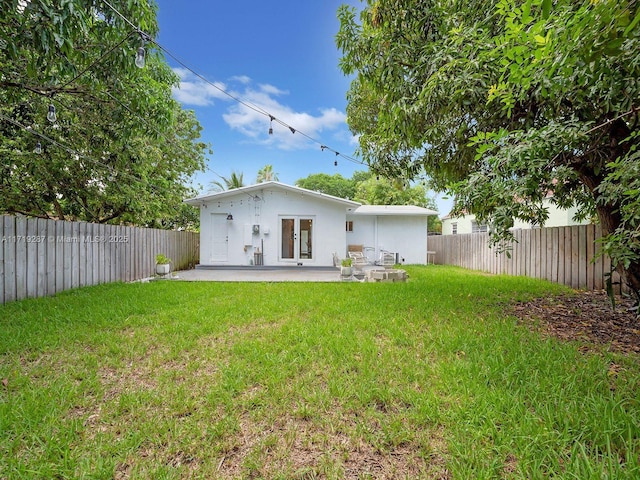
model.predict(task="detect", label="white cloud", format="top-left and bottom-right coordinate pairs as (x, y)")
top-left (230, 75), bottom-right (251, 84)
top-left (172, 70), bottom-right (353, 151)
top-left (222, 83), bottom-right (348, 151)
top-left (171, 68), bottom-right (228, 106)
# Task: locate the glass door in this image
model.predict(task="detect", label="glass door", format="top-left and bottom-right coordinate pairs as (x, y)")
top-left (280, 217), bottom-right (313, 262)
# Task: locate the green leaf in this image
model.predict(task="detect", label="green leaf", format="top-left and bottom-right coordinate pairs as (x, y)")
top-left (542, 0), bottom-right (551, 20)
top-left (624, 9), bottom-right (640, 36)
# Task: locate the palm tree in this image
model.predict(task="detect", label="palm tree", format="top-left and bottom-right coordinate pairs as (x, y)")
top-left (256, 164), bottom-right (279, 183)
top-left (209, 171), bottom-right (245, 192)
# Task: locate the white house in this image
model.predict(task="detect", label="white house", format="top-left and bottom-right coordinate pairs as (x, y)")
top-left (441, 196), bottom-right (590, 235)
top-left (184, 182), bottom-right (438, 267)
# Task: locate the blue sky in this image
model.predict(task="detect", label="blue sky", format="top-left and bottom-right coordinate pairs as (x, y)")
top-left (154, 0), bottom-right (451, 214)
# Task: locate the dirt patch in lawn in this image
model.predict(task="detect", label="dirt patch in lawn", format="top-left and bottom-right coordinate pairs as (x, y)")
top-left (216, 412), bottom-right (450, 479)
top-left (511, 290), bottom-right (640, 355)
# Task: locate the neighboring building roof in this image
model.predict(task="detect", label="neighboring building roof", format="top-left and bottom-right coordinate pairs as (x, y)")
top-left (349, 205), bottom-right (438, 216)
top-left (184, 181), bottom-right (361, 207)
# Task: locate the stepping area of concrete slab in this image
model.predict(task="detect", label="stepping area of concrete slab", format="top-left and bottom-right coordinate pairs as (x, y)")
top-left (169, 265), bottom-right (406, 283)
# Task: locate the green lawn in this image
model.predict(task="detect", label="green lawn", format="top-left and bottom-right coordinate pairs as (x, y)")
top-left (1, 266), bottom-right (638, 479)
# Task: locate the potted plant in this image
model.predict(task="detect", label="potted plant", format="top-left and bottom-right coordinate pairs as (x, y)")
top-left (155, 254), bottom-right (172, 276)
top-left (340, 257), bottom-right (353, 276)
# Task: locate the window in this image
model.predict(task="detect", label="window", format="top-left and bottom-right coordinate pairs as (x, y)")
top-left (471, 221), bottom-right (488, 233)
top-left (452, 222), bottom-right (458, 235)
top-left (346, 221), bottom-right (354, 232)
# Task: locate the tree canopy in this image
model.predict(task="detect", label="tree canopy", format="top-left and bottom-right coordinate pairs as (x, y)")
top-left (337, 0), bottom-right (640, 299)
top-left (296, 170), bottom-right (441, 232)
top-left (0, 0), bottom-right (208, 228)
top-left (295, 173), bottom-right (357, 200)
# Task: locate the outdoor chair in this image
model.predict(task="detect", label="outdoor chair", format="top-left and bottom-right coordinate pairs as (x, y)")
top-left (348, 246), bottom-right (370, 275)
top-left (379, 251), bottom-right (396, 268)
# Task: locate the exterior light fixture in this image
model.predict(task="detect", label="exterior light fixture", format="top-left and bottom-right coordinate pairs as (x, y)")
top-left (226, 214), bottom-right (233, 220)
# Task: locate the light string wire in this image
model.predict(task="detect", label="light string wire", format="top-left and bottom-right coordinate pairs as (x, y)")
top-left (101, 0), bottom-right (365, 167)
top-left (0, 112), bottom-right (196, 214)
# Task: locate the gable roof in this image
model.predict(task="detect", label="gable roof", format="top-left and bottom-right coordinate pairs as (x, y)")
top-left (184, 181), bottom-right (361, 207)
top-left (349, 205), bottom-right (438, 216)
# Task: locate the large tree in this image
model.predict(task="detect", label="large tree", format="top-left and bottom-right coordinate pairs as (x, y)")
top-left (0, 0), bottom-right (207, 227)
top-left (354, 176), bottom-right (441, 233)
top-left (337, 0), bottom-right (640, 301)
top-left (295, 172), bottom-right (357, 199)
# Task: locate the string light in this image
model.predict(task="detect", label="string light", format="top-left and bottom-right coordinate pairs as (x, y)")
top-left (19, 0), bottom-right (366, 178)
top-left (135, 46), bottom-right (146, 68)
top-left (35, 142), bottom-right (42, 154)
top-left (47, 104), bottom-right (56, 123)
top-left (135, 32), bottom-right (148, 69)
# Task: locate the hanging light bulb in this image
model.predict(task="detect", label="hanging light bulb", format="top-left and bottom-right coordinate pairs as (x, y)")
top-left (35, 142), bottom-right (42, 154)
top-left (334, 160), bottom-right (338, 167)
top-left (289, 126), bottom-right (295, 134)
top-left (47, 104), bottom-right (56, 123)
top-left (135, 46), bottom-right (146, 68)
top-left (268, 115), bottom-right (274, 135)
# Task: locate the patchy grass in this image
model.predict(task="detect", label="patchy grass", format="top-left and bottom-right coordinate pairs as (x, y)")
top-left (1, 266), bottom-right (638, 479)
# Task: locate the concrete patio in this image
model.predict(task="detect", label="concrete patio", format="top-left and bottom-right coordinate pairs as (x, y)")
top-left (171, 266), bottom-right (343, 282)
top-left (167, 265), bottom-right (408, 283)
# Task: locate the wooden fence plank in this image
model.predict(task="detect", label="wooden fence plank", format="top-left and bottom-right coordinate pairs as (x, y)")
top-left (71, 221), bottom-right (80, 289)
top-left (594, 225), bottom-right (603, 290)
top-left (0, 217), bottom-right (4, 305)
top-left (15, 216), bottom-right (27, 301)
top-left (55, 221), bottom-right (64, 294)
top-left (571, 227), bottom-right (579, 288)
top-left (25, 217), bottom-right (38, 298)
top-left (36, 218), bottom-right (47, 297)
top-left (578, 225), bottom-right (587, 289)
top-left (78, 222), bottom-right (87, 288)
top-left (586, 224), bottom-right (595, 290)
top-left (3, 216), bottom-right (16, 303)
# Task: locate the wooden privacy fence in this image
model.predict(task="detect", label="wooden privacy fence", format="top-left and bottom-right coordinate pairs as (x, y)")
top-left (428, 224), bottom-right (623, 292)
top-left (0, 215), bottom-right (199, 305)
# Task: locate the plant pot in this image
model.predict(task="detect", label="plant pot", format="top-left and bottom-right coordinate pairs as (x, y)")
top-left (156, 263), bottom-right (171, 275)
top-left (340, 266), bottom-right (352, 276)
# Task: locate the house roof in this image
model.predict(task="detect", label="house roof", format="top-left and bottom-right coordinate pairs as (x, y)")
top-left (349, 205), bottom-right (438, 216)
top-left (184, 181), bottom-right (361, 207)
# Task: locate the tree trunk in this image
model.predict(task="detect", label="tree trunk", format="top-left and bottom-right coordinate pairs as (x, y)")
top-left (576, 117), bottom-right (640, 305)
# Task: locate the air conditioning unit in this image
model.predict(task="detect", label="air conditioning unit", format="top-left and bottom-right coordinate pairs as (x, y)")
top-left (252, 224), bottom-right (260, 234)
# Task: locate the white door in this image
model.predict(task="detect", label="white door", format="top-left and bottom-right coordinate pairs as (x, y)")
top-left (210, 213), bottom-right (228, 262)
top-left (280, 216), bottom-right (313, 262)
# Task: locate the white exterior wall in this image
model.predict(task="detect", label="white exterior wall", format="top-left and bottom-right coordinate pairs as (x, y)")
top-left (200, 187), bottom-right (348, 267)
top-left (346, 214), bottom-right (428, 264)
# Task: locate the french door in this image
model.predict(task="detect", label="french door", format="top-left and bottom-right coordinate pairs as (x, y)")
top-left (280, 216), bottom-right (313, 262)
